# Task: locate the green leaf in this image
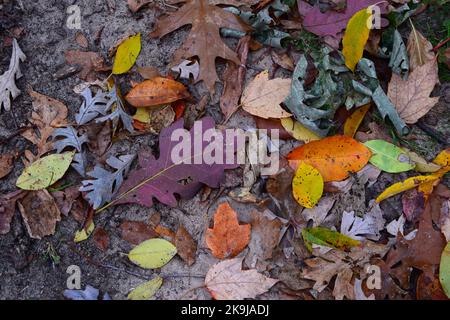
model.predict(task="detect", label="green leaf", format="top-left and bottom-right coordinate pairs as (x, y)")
top-left (440, 242), bottom-right (450, 298)
top-left (364, 140), bottom-right (415, 173)
top-left (301, 227), bottom-right (361, 252)
top-left (127, 276), bottom-right (163, 300)
top-left (128, 239), bottom-right (177, 269)
top-left (112, 33), bottom-right (141, 75)
top-left (16, 151), bottom-right (76, 190)
top-left (343, 8), bottom-right (372, 72)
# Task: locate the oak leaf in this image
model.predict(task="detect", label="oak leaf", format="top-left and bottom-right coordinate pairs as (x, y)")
top-left (150, 0), bottom-right (251, 94)
top-left (206, 202), bottom-right (251, 259)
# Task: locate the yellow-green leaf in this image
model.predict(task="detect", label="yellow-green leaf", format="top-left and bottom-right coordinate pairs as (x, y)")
top-left (128, 238), bottom-right (177, 269)
top-left (292, 162), bottom-right (324, 209)
top-left (364, 140), bottom-right (415, 173)
top-left (440, 242), bottom-right (450, 298)
top-left (302, 227), bottom-right (361, 252)
top-left (16, 151), bottom-right (76, 190)
top-left (74, 221), bottom-right (95, 243)
top-left (128, 276), bottom-right (163, 300)
top-left (403, 149), bottom-right (441, 173)
top-left (376, 175), bottom-right (440, 203)
top-left (112, 33), bottom-right (141, 75)
top-left (281, 117), bottom-right (321, 143)
top-left (344, 104), bottom-right (370, 138)
top-left (343, 7), bottom-right (372, 72)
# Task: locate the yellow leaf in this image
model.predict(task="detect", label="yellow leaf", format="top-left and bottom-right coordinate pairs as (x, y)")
top-left (128, 238), bottom-right (177, 269)
top-left (74, 221), bottom-right (95, 243)
top-left (376, 175), bottom-right (440, 203)
top-left (343, 7), bottom-right (372, 72)
top-left (433, 148), bottom-right (450, 168)
top-left (16, 151), bottom-right (75, 190)
top-left (280, 117), bottom-right (320, 143)
top-left (403, 149), bottom-right (441, 173)
top-left (344, 104), bottom-right (370, 138)
top-left (112, 33), bottom-right (141, 75)
top-left (133, 108), bottom-right (151, 123)
top-left (127, 276), bottom-right (163, 300)
top-left (292, 162), bottom-right (324, 208)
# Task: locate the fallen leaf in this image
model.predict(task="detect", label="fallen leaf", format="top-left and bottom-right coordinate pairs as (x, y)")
top-left (128, 276), bottom-right (163, 300)
top-left (64, 50), bottom-right (108, 81)
top-left (364, 140), bottom-right (415, 173)
top-left (175, 225), bottom-right (197, 266)
top-left (340, 208), bottom-right (385, 241)
top-left (241, 71), bottom-right (292, 119)
top-left (74, 220), bottom-right (95, 243)
top-left (271, 51), bottom-right (294, 71)
top-left (132, 105), bottom-right (175, 134)
top-left (0, 153), bottom-right (14, 179)
top-left (171, 59), bottom-right (200, 80)
top-left (0, 39), bottom-right (26, 112)
top-left (292, 162), bottom-right (324, 209)
top-left (16, 151), bottom-right (75, 191)
top-left (287, 135), bottom-right (371, 182)
top-left (52, 185), bottom-right (81, 216)
top-left (125, 77), bottom-right (190, 108)
top-left (0, 190), bottom-right (26, 235)
top-left (402, 188), bottom-right (425, 222)
top-left (17, 190), bottom-right (61, 239)
top-left (137, 66), bottom-right (160, 80)
top-left (75, 31), bottom-right (89, 48)
top-left (405, 149), bottom-right (441, 173)
top-left (343, 104), bottom-right (370, 138)
top-left (120, 220), bottom-right (158, 245)
top-left (205, 256), bottom-right (278, 300)
top-left (127, 0), bottom-right (153, 13)
top-left (114, 118), bottom-right (238, 208)
top-left (112, 33), bottom-right (141, 75)
top-left (434, 148), bottom-right (450, 168)
top-left (93, 227), bottom-right (110, 251)
top-left (342, 7), bottom-right (372, 72)
top-left (302, 196), bottom-right (336, 227)
top-left (206, 202), bottom-right (251, 259)
top-left (388, 59), bottom-right (439, 124)
top-left (150, 0), bottom-right (251, 94)
top-left (440, 242), bottom-right (450, 298)
top-left (280, 117), bottom-right (320, 143)
top-left (376, 175), bottom-right (440, 203)
top-left (64, 285), bottom-right (111, 300)
top-left (128, 238), bottom-right (177, 269)
top-left (21, 89), bottom-right (68, 162)
top-left (407, 24), bottom-right (436, 72)
top-left (220, 36), bottom-right (250, 121)
top-left (355, 121), bottom-right (393, 143)
top-left (302, 227), bottom-right (361, 252)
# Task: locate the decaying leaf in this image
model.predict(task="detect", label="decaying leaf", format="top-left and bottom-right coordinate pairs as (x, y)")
top-left (206, 202), bottom-right (251, 259)
top-left (388, 59), bottom-right (439, 124)
top-left (205, 256), bottom-right (278, 300)
top-left (128, 276), bottom-right (163, 300)
top-left (80, 154), bottom-right (135, 209)
top-left (241, 71), bottom-right (292, 119)
top-left (16, 151), bottom-right (75, 191)
top-left (125, 77), bottom-right (190, 108)
top-left (340, 207), bottom-right (385, 241)
top-left (287, 135), bottom-right (371, 182)
top-left (292, 162), bottom-right (324, 209)
top-left (120, 220), bottom-right (158, 245)
top-left (175, 225), bottom-right (197, 266)
top-left (64, 50), bottom-right (108, 81)
top-left (0, 39), bottom-right (26, 112)
top-left (0, 190), bottom-right (26, 235)
top-left (407, 24), bottom-right (436, 72)
top-left (302, 227), bottom-right (361, 252)
top-left (128, 238), bottom-right (177, 269)
top-left (0, 153), bottom-right (14, 179)
top-left (17, 190), bottom-right (61, 239)
top-left (93, 227), bottom-right (110, 251)
top-left (150, 0), bottom-right (251, 94)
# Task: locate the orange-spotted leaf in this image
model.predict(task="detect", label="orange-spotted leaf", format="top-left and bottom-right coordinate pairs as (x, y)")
top-left (287, 135), bottom-right (371, 182)
top-left (206, 202), bottom-right (251, 259)
top-left (125, 77), bottom-right (190, 108)
top-left (292, 162), bottom-right (324, 208)
top-left (344, 104), bottom-right (370, 138)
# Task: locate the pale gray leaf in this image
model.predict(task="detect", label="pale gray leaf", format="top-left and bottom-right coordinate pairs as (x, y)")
top-left (80, 154), bottom-right (135, 209)
top-left (52, 126), bottom-right (89, 176)
top-left (0, 39), bottom-right (26, 112)
top-left (171, 60), bottom-right (199, 80)
top-left (389, 30), bottom-right (409, 78)
top-left (96, 86), bottom-right (134, 133)
top-left (75, 88), bottom-right (111, 125)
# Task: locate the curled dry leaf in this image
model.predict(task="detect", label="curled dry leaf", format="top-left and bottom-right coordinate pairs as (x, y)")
top-left (17, 190), bottom-right (61, 239)
top-left (287, 135), bottom-right (371, 182)
top-left (205, 256), bottom-right (278, 300)
top-left (205, 202), bottom-right (251, 259)
top-left (125, 77), bottom-right (190, 108)
top-left (241, 71), bottom-right (292, 119)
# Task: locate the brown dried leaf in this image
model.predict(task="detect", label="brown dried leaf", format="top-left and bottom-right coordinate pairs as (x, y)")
top-left (0, 153), bottom-right (14, 179)
top-left (175, 225), bottom-right (197, 266)
top-left (0, 190), bottom-right (26, 235)
top-left (93, 227), bottom-right (110, 251)
top-left (64, 50), bottom-right (108, 81)
top-left (75, 32), bottom-right (89, 49)
top-left (388, 59), bottom-right (439, 124)
top-left (150, 0), bottom-right (251, 94)
top-left (407, 27), bottom-right (436, 72)
top-left (120, 221), bottom-right (158, 245)
top-left (17, 190), bottom-right (61, 239)
top-left (52, 186), bottom-right (81, 216)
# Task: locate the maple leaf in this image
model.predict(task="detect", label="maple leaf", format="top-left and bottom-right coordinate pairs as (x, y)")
top-left (150, 0), bottom-right (251, 94)
top-left (112, 117), bottom-right (239, 209)
top-left (205, 256), bottom-right (278, 300)
top-left (0, 39), bottom-right (26, 112)
top-left (206, 202), bottom-right (251, 259)
top-left (388, 59), bottom-right (439, 124)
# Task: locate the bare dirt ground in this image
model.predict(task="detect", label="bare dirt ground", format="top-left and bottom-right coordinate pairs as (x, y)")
top-left (0, 0), bottom-right (449, 300)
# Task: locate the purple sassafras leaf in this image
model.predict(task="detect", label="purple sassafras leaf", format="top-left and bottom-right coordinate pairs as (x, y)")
top-left (115, 117), bottom-right (239, 208)
top-left (298, 0), bottom-right (388, 39)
